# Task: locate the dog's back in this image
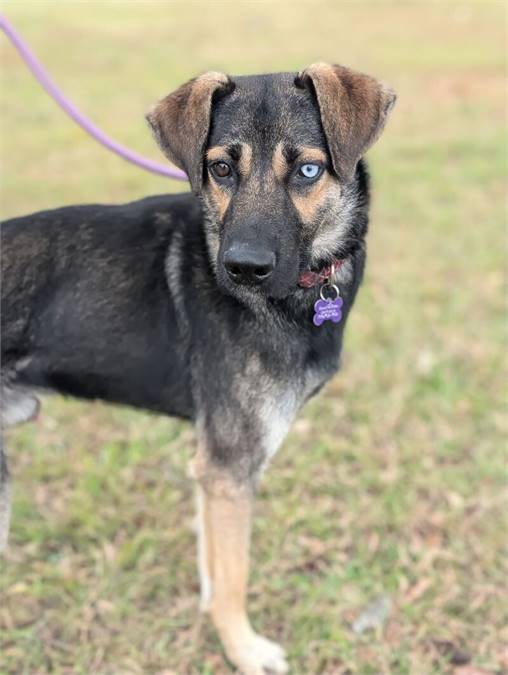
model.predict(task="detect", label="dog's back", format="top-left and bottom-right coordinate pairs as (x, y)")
top-left (0, 194), bottom-right (200, 548)
top-left (1, 194), bottom-right (201, 414)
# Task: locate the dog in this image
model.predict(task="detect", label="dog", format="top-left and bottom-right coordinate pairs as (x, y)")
top-left (1, 63), bottom-right (395, 674)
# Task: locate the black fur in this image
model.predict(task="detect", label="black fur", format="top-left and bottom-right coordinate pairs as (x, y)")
top-left (1, 67), bottom-right (377, 529)
top-left (0, 64), bottom-right (398, 674)
top-left (1, 160), bottom-right (368, 462)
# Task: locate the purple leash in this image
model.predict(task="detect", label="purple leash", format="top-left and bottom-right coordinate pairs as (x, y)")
top-left (0, 14), bottom-right (188, 181)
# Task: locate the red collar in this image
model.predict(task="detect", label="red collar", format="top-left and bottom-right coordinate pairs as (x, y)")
top-left (298, 258), bottom-right (344, 288)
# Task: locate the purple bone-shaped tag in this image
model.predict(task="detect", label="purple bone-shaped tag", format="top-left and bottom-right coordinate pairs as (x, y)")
top-left (313, 297), bottom-right (343, 326)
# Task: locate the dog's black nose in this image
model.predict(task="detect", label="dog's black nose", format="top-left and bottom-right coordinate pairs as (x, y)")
top-left (223, 245), bottom-right (276, 285)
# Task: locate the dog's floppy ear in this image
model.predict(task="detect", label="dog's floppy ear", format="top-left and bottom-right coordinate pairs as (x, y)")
top-left (146, 71), bottom-right (233, 192)
top-left (296, 63), bottom-right (396, 182)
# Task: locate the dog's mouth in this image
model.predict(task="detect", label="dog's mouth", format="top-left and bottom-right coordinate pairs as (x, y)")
top-left (216, 256), bottom-right (348, 304)
top-left (297, 258), bottom-right (345, 289)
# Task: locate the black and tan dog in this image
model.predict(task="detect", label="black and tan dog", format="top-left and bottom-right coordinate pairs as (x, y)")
top-left (1, 63), bottom-right (395, 674)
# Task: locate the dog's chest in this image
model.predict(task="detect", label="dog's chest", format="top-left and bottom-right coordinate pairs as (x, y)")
top-left (248, 326), bottom-right (340, 464)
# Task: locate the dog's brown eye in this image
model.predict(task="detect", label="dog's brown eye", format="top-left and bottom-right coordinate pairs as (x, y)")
top-left (211, 162), bottom-right (232, 179)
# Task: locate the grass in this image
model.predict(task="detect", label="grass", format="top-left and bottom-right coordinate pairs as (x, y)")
top-left (0, 1), bottom-right (506, 673)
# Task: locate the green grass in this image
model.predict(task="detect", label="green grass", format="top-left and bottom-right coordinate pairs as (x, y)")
top-left (1, 1), bottom-right (506, 673)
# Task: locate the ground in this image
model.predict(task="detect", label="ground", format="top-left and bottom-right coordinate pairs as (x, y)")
top-left (0, 2), bottom-right (506, 674)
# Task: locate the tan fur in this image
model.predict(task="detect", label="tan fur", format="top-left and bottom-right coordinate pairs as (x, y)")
top-left (291, 172), bottom-right (337, 224)
top-left (207, 143), bottom-right (253, 179)
top-left (208, 182), bottom-right (231, 222)
top-left (237, 143), bottom-right (253, 179)
top-left (206, 145), bottom-right (228, 162)
top-left (271, 142), bottom-right (339, 224)
top-left (272, 141), bottom-right (286, 182)
top-left (272, 142), bottom-right (327, 182)
top-left (298, 146), bottom-right (328, 165)
top-left (205, 144), bottom-right (254, 221)
top-left (190, 451), bottom-right (288, 674)
top-left (203, 151), bottom-right (232, 221)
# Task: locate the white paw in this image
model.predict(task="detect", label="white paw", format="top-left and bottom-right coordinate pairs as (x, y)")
top-left (226, 631), bottom-right (288, 675)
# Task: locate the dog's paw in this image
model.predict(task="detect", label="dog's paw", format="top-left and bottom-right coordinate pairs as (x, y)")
top-left (226, 631), bottom-right (288, 675)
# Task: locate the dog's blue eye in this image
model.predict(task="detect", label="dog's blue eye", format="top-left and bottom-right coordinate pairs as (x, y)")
top-left (298, 163), bottom-right (321, 180)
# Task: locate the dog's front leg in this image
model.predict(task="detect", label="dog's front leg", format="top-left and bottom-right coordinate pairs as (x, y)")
top-left (190, 452), bottom-right (288, 675)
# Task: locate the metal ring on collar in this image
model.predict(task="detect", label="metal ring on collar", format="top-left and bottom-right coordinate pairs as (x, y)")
top-left (320, 283), bottom-right (340, 302)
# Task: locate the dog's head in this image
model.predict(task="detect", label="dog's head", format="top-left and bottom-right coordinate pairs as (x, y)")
top-left (147, 64), bottom-right (395, 300)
